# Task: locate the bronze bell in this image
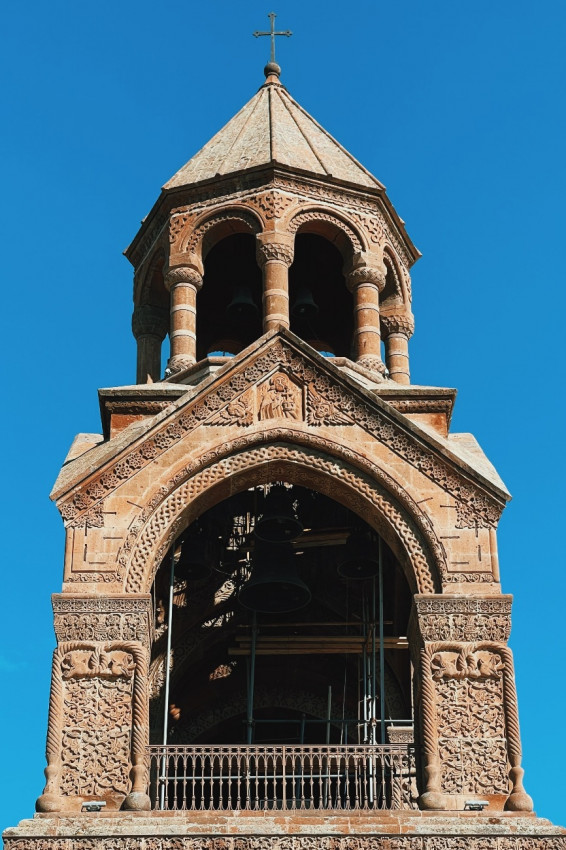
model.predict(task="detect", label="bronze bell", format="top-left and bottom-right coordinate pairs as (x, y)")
top-left (337, 531), bottom-right (380, 580)
top-left (254, 485), bottom-right (303, 543)
top-left (175, 531), bottom-right (214, 582)
top-left (226, 285), bottom-right (259, 323)
top-left (238, 542), bottom-right (311, 613)
top-left (291, 286), bottom-right (319, 320)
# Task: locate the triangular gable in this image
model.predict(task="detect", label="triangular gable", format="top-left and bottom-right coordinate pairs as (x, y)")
top-left (54, 330), bottom-right (508, 531)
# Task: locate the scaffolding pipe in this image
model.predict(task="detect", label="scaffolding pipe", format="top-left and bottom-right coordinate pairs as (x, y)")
top-left (378, 537), bottom-right (386, 745)
top-left (246, 612), bottom-right (257, 744)
top-left (160, 545), bottom-right (176, 809)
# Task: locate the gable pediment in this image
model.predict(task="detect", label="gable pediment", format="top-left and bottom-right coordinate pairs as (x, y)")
top-left (53, 330), bottom-right (508, 531)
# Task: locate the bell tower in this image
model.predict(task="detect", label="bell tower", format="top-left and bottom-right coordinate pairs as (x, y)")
top-left (4, 45), bottom-right (565, 850)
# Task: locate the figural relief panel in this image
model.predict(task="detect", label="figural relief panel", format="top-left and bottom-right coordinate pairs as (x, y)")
top-left (58, 340), bottom-right (503, 540)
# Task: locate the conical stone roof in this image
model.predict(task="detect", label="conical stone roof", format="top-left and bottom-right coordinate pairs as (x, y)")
top-left (164, 71), bottom-right (383, 191)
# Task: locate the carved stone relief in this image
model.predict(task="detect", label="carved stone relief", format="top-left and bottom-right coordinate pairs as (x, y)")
top-left (124, 439), bottom-right (445, 595)
top-left (58, 339), bottom-right (503, 537)
top-left (5, 835), bottom-right (566, 850)
top-left (53, 597), bottom-right (152, 646)
top-left (258, 373), bottom-right (302, 421)
top-left (419, 642), bottom-right (531, 809)
top-left (414, 597), bottom-right (512, 643)
top-left (37, 641), bottom-right (149, 811)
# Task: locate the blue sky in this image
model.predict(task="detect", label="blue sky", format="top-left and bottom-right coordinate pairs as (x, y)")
top-left (1, 0), bottom-right (565, 830)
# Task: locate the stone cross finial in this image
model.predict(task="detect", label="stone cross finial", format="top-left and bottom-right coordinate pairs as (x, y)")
top-left (253, 12), bottom-right (292, 65)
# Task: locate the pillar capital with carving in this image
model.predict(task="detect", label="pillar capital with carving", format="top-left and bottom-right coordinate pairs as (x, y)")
top-left (132, 305), bottom-right (169, 384)
top-left (381, 309), bottom-right (415, 384)
top-left (256, 232), bottom-right (295, 332)
top-left (164, 264), bottom-right (203, 376)
top-left (346, 259), bottom-right (387, 376)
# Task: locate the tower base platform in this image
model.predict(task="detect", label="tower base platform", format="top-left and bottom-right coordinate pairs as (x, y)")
top-left (4, 811), bottom-right (566, 850)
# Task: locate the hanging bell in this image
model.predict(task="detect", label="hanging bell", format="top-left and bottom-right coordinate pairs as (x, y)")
top-left (226, 285), bottom-right (259, 323)
top-left (239, 542), bottom-right (311, 613)
top-left (175, 531), bottom-right (214, 582)
top-left (337, 531), bottom-right (379, 580)
top-left (254, 485), bottom-right (303, 543)
top-left (291, 286), bottom-right (319, 320)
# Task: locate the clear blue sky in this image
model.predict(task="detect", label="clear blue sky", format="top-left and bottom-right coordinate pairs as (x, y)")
top-left (1, 0), bottom-right (565, 830)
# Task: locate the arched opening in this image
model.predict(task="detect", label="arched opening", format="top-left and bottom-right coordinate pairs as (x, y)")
top-left (150, 484), bottom-right (413, 741)
top-left (288, 234), bottom-right (353, 358)
top-left (196, 233), bottom-right (262, 360)
top-left (147, 482), bottom-right (417, 810)
top-left (381, 254), bottom-right (404, 310)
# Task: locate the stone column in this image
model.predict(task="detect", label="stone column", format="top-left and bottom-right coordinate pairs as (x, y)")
top-left (256, 233), bottom-right (294, 332)
top-left (411, 595), bottom-right (533, 813)
top-left (36, 596), bottom-right (152, 813)
top-left (347, 264), bottom-right (386, 375)
top-left (164, 266), bottom-right (203, 375)
top-left (132, 305), bottom-right (169, 384)
top-left (381, 312), bottom-right (414, 384)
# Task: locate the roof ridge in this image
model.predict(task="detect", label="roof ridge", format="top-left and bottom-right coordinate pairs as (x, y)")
top-left (277, 87), bottom-right (330, 176)
top-left (280, 87), bottom-right (384, 190)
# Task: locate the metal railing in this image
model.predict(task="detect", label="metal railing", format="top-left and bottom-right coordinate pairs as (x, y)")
top-left (147, 744), bottom-right (418, 811)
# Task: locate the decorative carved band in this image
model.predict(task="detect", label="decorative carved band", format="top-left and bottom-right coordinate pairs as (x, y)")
top-left (414, 595), bottom-right (512, 642)
top-left (289, 209), bottom-right (364, 254)
top-left (123, 436), bottom-right (444, 595)
top-left (381, 313), bottom-right (415, 338)
top-left (52, 597), bottom-right (152, 647)
top-left (6, 836), bottom-right (566, 850)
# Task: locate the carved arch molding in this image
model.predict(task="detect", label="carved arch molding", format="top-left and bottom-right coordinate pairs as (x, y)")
top-left (124, 434), bottom-right (445, 595)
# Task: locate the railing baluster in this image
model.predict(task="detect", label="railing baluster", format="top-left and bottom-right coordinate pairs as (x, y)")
top-left (146, 742), bottom-right (416, 813)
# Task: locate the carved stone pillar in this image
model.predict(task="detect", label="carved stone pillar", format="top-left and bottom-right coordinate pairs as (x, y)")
top-left (381, 312), bottom-right (414, 384)
top-left (256, 233), bottom-right (294, 332)
top-left (164, 266), bottom-right (203, 375)
top-left (347, 264), bottom-right (386, 375)
top-left (36, 596), bottom-right (152, 814)
top-left (411, 595), bottom-right (533, 813)
top-left (132, 305), bottom-right (169, 384)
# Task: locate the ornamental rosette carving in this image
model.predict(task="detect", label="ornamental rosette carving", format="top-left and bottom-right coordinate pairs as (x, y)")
top-left (381, 313), bottom-right (415, 338)
top-left (250, 190), bottom-right (294, 220)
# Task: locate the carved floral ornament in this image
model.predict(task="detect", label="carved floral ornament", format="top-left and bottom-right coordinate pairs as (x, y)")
top-left (37, 641), bottom-right (149, 812)
top-left (58, 340), bottom-right (504, 537)
top-left (419, 641), bottom-right (532, 812)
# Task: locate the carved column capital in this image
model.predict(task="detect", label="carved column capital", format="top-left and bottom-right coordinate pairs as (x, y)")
top-left (412, 594), bottom-right (513, 643)
top-left (52, 595), bottom-right (153, 648)
top-left (346, 265), bottom-right (386, 293)
top-left (255, 233), bottom-right (295, 268)
top-left (131, 305), bottom-right (169, 341)
top-left (164, 265), bottom-right (203, 292)
top-left (381, 311), bottom-right (415, 339)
